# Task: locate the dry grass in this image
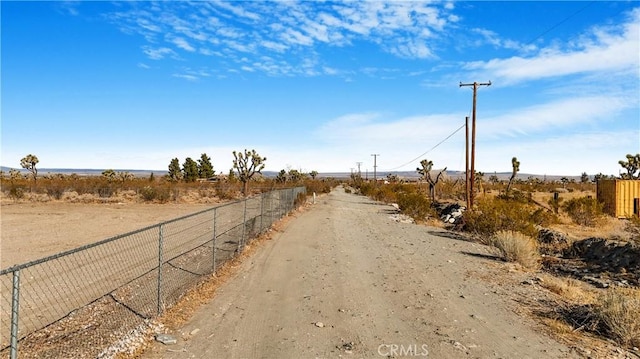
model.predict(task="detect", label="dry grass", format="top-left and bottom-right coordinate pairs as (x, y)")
top-left (594, 287), bottom-right (640, 347)
top-left (490, 230), bottom-right (541, 270)
top-left (539, 274), bottom-right (597, 303)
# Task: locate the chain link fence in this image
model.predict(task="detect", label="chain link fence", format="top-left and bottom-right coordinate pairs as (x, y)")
top-left (0, 186), bottom-right (305, 359)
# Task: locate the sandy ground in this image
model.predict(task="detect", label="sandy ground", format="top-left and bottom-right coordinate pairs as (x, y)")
top-left (141, 188), bottom-right (582, 358)
top-left (0, 202), bottom-right (215, 268)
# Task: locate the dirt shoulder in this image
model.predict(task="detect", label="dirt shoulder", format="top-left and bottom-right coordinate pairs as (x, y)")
top-left (141, 188), bottom-right (585, 358)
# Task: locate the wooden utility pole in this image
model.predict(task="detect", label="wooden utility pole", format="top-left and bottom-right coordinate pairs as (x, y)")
top-left (465, 116), bottom-right (470, 209)
top-left (460, 81), bottom-right (491, 208)
top-left (371, 154), bottom-right (380, 183)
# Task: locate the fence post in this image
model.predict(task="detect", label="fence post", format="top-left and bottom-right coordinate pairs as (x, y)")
top-left (259, 192), bottom-right (265, 233)
top-left (157, 224), bottom-right (164, 316)
top-left (10, 269), bottom-right (20, 359)
top-left (212, 208), bottom-right (217, 272)
top-left (239, 198), bottom-right (247, 252)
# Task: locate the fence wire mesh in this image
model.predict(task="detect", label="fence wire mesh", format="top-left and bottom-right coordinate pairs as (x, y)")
top-left (0, 187), bottom-right (305, 359)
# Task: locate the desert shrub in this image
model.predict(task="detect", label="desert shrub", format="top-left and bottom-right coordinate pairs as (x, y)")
top-left (530, 208), bottom-right (559, 227)
top-left (438, 178), bottom-right (465, 201)
top-left (595, 287), bottom-right (640, 347)
top-left (46, 183), bottom-right (67, 200)
top-left (304, 179), bottom-right (335, 194)
top-left (344, 187), bottom-right (352, 194)
top-left (215, 183), bottom-right (237, 200)
top-left (8, 186), bottom-right (25, 200)
top-left (396, 192), bottom-right (435, 221)
top-left (626, 216), bottom-right (640, 243)
top-left (294, 192), bottom-right (307, 207)
top-left (463, 197), bottom-right (538, 237)
top-left (139, 186), bottom-right (171, 203)
top-left (562, 196), bottom-right (603, 227)
top-left (490, 230), bottom-right (540, 269)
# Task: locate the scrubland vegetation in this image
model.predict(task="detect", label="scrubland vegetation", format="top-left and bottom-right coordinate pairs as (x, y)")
top-left (0, 169), bottom-right (336, 204)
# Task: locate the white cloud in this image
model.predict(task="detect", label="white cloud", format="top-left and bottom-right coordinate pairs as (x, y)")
top-left (464, 8), bottom-right (640, 84)
top-left (172, 73), bottom-right (199, 81)
top-left (107, 1), bottom-right (457, 77)
top-left (168, 36), bottom-right (195, 52)
top-left (142, 46), bottom-right (177, 60)
top-left (481, 95), bottom-right (634, 138)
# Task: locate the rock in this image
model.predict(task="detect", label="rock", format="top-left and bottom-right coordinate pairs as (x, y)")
top-left (566, 238), bottom-right (640, 273)
top-left (537, 228), bottom-right (568, 245)
top-left (583, 276), bottom-right (610, 288)
top-left (189, 329), bottom-right (200, 336)
top-left (155, 334), bottom-right (177, 345)
top-left (315, 322), bottom-right (325, 328)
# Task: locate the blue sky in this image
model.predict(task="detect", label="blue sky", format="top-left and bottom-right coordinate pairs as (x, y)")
top-left (2, 1), bottom-right (638, 176)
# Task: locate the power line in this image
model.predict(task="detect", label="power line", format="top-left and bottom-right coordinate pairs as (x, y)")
top-left (523, 1), bottom-right (597, 47)
top-left (384, 123), bottom-right (466, 171)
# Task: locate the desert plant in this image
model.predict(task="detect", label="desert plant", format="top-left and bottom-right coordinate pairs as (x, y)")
top-left (20, 154), bottom-right (39, 189)
top-left (294, 192), bottom-right (307, 207)
top-left (618, 153), bottom-right (640, 180)
top-left (463, 196), bottom-right (539, 237)
top-left (490, 230), bottom-right (540, 269)
top-left (417, 159), bottom-right (447, 202)
top-left (232, 149), bottom-right (266, 196)
top-left (562, 196), bottom-right (603, 227)
top-left (505, 157), bottom-right (520, 194)
top-left (139, 185), bottom-right (171, 203)
top-left (595, 287), bottom-right (640, 347)
top-left (396, 192), bottom-right (435, 221)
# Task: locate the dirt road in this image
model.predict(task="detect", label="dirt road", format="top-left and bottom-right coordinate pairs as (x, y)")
top-left (142, 187), bottom-right (578, 358)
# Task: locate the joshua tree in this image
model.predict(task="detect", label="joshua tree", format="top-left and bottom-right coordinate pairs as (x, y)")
top-left (310, 170), bottom-right (318, 179)
top-left (276, 169), bottom-right (287, 183)
top-left (101, 169), bottom-right (117, 182)
top-left (232, 149), bottom-right (266, 196)
top-left (20, 154), bottom-right (39, 188)
top-left (505, 157), bottom-right (520, 194)
top-left (417, 159), bottom-right (447, 202)
top-left (619, 153), bottom-right (640, 179)
top-left (580, 172), bottom-right (590, 183)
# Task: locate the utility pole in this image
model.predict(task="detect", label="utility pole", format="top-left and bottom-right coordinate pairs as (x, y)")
top-left (465, 116), bottom-right (470, 209)
top-left (371, 154), bottom-right (380, 183)
top-left (460, 81), bottom-right (491, 209)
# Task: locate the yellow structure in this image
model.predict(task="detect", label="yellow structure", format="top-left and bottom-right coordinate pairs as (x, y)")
top-left (597, 179), bottom-right (640, 218)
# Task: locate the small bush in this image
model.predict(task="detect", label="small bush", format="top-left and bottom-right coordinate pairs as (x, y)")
top-left (490, 230), bottom-right (540, 269)
top-left (396, 192), bottom-right (435, 221)
top-left (294, 192), bottom-right (307, 207)
top-left (344, 187), bottom-right (352, 194)
top-left (562, 196), bottom-right (603, 227)
top-left (463, 197), bottom-right (538, 237)
top-left (595, 287), bottom-right (640, 347)
top-left (139, 186), bottom-right (170, 203)
top-left (9, 186), bottom-right (25, 200)
top-left (47, 185), bottom-right (66, 200)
